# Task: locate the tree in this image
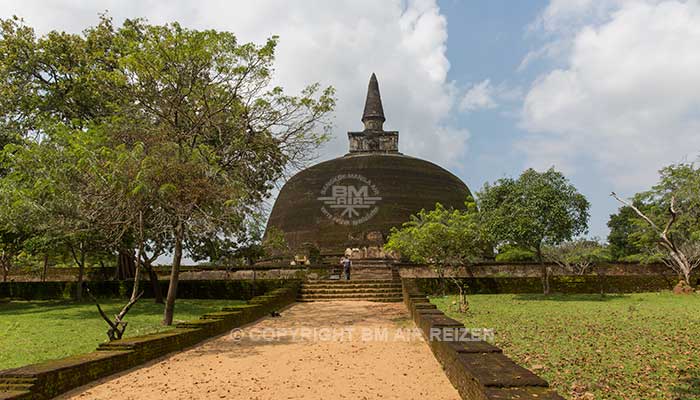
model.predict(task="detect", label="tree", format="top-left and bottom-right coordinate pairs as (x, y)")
top-left (0, 15), bottom-right (133, 296)
top-left (385, 202), bottom-right (488, 312)
top-left (110, 21), bottom-right (334, 324)
top-left (0, 16), bottom-right (334, 325)
top-left (609, 162), bottom-right (700, 287)
top-left (607, 204), bottom-right (644, 260)
top-left (0, 129), bottom-right (117, 300)
top-left (479, 168), bottom-right (590, 294)
top-left (543, 239), bottom-right (610, 275)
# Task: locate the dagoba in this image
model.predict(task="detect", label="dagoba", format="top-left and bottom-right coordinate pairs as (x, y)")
top-left (265, 74), bottom-right (472, 258)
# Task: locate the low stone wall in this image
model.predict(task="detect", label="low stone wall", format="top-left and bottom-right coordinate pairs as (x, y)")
top-left (6, 261), bottom-right (687, 279)
top-left (0, 279), bottom-right (292, 300)
top-left (412, 274), bottom-right (684, 295)
top-left (4, 262), bottom-right (695, 295)
top-left (397, 261), bottom-right (685, 278)
top-left (3, 265), bottom-right (326, 282)
top-left (401, 279), bottom-right (563, 400)
top-left (0, 282), bottom-right (300, 400)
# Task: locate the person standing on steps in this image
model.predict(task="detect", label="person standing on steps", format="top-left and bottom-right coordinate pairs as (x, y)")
top-left (341, 256), bottom-right (352, 281)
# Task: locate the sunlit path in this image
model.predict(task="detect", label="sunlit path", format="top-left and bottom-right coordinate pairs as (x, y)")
top-left (58, 301), bottom-right (460, 400)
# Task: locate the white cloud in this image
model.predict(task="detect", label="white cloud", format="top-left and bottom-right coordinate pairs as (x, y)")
top-left (3, 0), bottom-right (467, 168)
top-left (532, 0), bottom-right (619, 34)
top-left (459, 80), bottom-right (497, 112)
top-left (521, 0), bottom-right (700, 188)
top-left (459, 79), bottom-right (522, 113)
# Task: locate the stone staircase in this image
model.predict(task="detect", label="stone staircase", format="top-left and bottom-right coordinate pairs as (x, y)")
top-left (299, 259), bottom-right (402, 302)
top-left (298, 280), bottom-right (402, 302)
top-left (0, 376), bottom-right (36, 399)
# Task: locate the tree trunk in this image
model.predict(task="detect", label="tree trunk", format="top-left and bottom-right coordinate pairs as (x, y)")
top-left (163, 220), bottom-right (183, 325)
top-left (1, 252), bottom-right (7, 282)
top-left (42, 254), bottom-right (49, 282)
top-left (117, 249), bottom-right (136, 280)
top-left (1, 261), bottom-right (7, 282)
top-left (130, 211), bottom-right (145, 302)
top-left (537, 247), bottom-right (550, 295)
top-left (76, 247), bottom-right (85, 302)
top-left (146, 263), bottom-right (164, 304)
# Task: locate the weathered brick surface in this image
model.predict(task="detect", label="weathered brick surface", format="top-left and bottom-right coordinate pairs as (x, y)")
top-left (484, 387), bottom-right (566, 400)
top-left (0, 281), bottom-right (300, 400)
top-left (456, 353), bottom-right (548, 387)
top-left (400, 279), bottom-right (563, 400)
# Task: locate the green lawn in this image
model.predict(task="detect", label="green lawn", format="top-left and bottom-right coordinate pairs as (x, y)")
top-left (0, 298), bottom-right (243, 370)
top-left (432, 292), bottom-right (700, 400)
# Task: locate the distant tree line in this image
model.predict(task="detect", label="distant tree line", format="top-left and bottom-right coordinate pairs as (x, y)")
top-left (387, 163), bottom-right (700, 308)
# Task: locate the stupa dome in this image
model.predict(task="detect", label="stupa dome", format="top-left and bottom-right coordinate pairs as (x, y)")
top-left (265, 74), bottom-right (472, 256)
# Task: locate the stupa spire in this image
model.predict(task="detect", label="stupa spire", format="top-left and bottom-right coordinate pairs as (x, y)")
top-left (347, 73), bottom-right (399, 154)
top-left (362, 73), bottom-right (385, 130)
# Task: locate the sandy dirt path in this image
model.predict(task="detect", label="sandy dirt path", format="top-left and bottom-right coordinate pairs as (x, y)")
top-left (58, 301), bottom-right (460, 400)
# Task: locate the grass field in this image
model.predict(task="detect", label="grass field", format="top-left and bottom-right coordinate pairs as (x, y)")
top-left (432, 292), bottom-right (700, 400)
top-left (0, 298), bottom-right (243, 370)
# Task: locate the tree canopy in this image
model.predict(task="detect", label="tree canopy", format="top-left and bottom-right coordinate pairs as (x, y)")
top-left (0, 15), bottom-right (335, 322)
top-left (479, 168), bottom-right (590, 256)
top-left (478, 168), bottom-right (590, 294)
top-left (385, 201), bottom-right (488, 310)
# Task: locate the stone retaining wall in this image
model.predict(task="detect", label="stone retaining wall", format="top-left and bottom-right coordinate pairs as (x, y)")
top-left (0, 279), bottom-right (291, 300)
top-left (412, 274), bottom-right (687, 295)
top-left (0, 282), bottom-right (300, 400)
top-left (3, 262), bottom-right (685, 282)
top-left (401, 279), bottom-right (564, 400)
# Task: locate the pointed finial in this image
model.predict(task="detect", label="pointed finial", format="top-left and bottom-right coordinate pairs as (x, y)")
top-left (362, 73), bottom-right (385, 130)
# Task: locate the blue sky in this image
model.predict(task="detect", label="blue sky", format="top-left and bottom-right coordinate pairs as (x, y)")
top-left (442, 0), bottom-right (617, 238)
top-left (6, 0), bottom-right (700, 242)
top-left (436, 0), bottom-right (700, 239)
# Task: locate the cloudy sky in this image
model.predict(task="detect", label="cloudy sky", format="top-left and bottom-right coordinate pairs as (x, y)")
top-left (4, 0), bottom-right (700, 239)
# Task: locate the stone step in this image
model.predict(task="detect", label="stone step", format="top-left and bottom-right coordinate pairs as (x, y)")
top-left (297, 297), bottom-right (402, 303)
top-left (301, 283), bottom-right (400, 289)
top-left (0, 378), bottom-right (36, 385)
top-left (0, 377), bottom-right (36, 394)
top-left (303, 279), bottom-right (397, 284)
top-left (0, 390), bottom-right (32, 400)
top-left (0, 383), bottom-right (34, 391)
top-left (300, 288), bottom-right (402, 295)
top-left (298, 292), bottom-right (403, 300)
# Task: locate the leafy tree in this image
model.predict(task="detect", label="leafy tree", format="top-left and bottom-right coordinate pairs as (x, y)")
top-left (0, 16), bottom-right (335, 325)
top-left (108, 20), bottom-right (334, 324)
top-left (0, 129), bottom-right (116, 300)
top-left (478, 168), bottom-right (590, 294)
top-left (607, 204), bottom-right (644, 260)
top-left (612, 162), bottom-right (700, 287)
top-left (385, 202), bottom-right (488, 312)
top-left (543, 238), bottom-right (610, 275)
top-left (494, 244), bottom-right (536, 262)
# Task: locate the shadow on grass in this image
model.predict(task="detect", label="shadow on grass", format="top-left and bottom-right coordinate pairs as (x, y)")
top-left (0, 300), bottom-right (83, 315)
top-left (0, 299), bottom-right (239, 318)
top-left (511, 293), bottom-right (631, 302)
top-left (673, 370), bottom-right (700, 400)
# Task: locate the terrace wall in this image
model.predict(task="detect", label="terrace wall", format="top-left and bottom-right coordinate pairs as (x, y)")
top-left (0, 279), bottom-right (291, 300)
